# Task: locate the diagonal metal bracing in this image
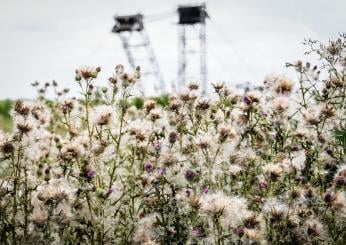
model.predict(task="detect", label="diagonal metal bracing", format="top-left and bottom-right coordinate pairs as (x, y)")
top-left (112, 14), bottom-right (166, 95)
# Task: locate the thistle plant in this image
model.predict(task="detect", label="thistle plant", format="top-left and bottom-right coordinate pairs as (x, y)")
top-left (0, 35), bottom-right (345, 244)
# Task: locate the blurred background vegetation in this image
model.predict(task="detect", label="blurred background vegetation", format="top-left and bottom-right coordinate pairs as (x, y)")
top-left (0, 100), bottom-right (13, 132)
top-left (0, 96), bottom-right (170, 133)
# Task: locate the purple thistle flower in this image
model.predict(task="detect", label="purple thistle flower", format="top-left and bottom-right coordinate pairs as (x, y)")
top-left (235, 226), bottom-right (245, 238)
top-left (106, 188), bottom-right (113, 197)
top-left (325, 148), bottom-right (333, 156)
top-left (203, 186), bottom-right (209, 194)
top-left (258, 180), bottom-right (267, 190)
top-left (168, 131), bottom-right (178, 144)
top-left (154, 142), bottom-right (162, 153)
top-left (185, 170), bottom-right (197, 182)
top-left (191, 227), bottom-right (203, 237)
top-left (335, 176), bottom-right (345, 186)
top-left (158, 168), bottom-right (166, 176)
top-left (243, 96), bottom-right (252, 105)
top-left (324, 192), bottom-right (333, 203)
top-left (144, 161), bottom-right (154, 173)
top-left (85, 169), bottom-right (96, 180)
top-left (62, 104), bottom-right (68, 114)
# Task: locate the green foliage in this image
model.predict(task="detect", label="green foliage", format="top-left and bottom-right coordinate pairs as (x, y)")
top-left (132, 97), bottom-right (144, 109)
top-left (0, 99), bottom-right (12, 118)
top-left (153, 94), bottom-right (169, 107)
top-left (0, 100), bottom-right (13, 132)
top-left (333, 128), bottom-right (346, 153)
top-left (131, 95), bottom-right (169, 110)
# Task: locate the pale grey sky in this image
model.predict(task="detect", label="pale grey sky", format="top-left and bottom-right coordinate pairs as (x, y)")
top-left (0, 0), bottom-right (345, 98)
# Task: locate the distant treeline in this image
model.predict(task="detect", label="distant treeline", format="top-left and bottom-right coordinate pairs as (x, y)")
top-left (0, 96), bottom-right (170, 132)
top-left (0, 100), bottom-right (12, 132)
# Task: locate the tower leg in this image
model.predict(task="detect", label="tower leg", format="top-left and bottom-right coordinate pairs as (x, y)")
top-left (178, 26), bottom-right (186, 91)
top-left (118, 30), bottom-right (166, 95)
top-left (141, 30), bottom-right (166, 94)
top-left (200, 24), bottom-right (207, 95)
top-left (119, 33), bottom-right (144, 95)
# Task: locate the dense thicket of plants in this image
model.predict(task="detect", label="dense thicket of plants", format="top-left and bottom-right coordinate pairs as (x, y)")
top-left (0, 35), bottom-right (345, 244)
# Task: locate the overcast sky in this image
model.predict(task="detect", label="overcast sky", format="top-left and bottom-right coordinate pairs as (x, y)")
top-left (0, 0), bottom-right (345, 98)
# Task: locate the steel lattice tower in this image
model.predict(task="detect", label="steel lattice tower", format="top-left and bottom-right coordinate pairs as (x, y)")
top-left (177, 4), bottom-right (207, 94)
top-left (112, 14), bottom-right (165, 95)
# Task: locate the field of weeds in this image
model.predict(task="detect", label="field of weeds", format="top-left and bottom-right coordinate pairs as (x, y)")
top-left (0, 36), bottom-right (345, 244)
